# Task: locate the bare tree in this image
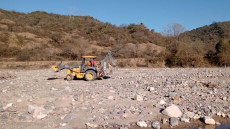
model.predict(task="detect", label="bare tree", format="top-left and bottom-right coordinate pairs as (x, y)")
top-left (162, 23), bottom-right (185, 37)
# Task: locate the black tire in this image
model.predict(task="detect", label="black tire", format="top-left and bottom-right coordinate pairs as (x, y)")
top-left (85, 70), bottom-right (96, 81)
top-left (66, 74), bottom-right (73, 81)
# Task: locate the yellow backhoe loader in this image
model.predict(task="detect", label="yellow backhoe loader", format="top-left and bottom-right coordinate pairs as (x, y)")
top-left (51, 51), bottom-right (117, 81)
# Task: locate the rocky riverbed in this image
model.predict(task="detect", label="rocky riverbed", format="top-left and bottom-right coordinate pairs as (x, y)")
top-left (0, 68), bottom-right (230, 129)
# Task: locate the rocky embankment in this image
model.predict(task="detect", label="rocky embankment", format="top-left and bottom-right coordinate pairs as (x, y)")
top-left (0, 68), bottom-right (230, 129)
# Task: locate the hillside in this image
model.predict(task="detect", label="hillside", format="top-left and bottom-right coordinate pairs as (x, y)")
top-left (0, 9), bottom-right (230, 67)
top-left (180, 21), bottom-right (230, 46)
top-left (0, 9), bottom-right (165, 64)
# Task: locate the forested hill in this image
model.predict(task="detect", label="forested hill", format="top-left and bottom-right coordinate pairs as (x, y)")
top-left (0, 9), bottom-right (229, 67)
top-left (180, 21), bottom-right (230, 46)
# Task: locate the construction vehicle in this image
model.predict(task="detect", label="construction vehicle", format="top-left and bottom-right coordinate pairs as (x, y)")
top-left (51, 51), bottom-right (117, 81)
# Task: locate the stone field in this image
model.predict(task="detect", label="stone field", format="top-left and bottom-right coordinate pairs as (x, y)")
top-left (0, 68), bottom-right (230, 129)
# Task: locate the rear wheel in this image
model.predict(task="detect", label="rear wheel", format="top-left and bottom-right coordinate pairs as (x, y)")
top-left (85, 70), bottom-right (96, 81)
top-left (66, 74), bottom-right (73, 81)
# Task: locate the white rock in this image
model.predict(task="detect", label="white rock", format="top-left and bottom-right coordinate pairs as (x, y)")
top-left (17, 99), bottom-right (22, 103)
top-left (137, 121), bottom-right (148, 127)
top-left (60, 123), bottom-right (67, 126)
top-left (204, 116), bottom-right (215, 125)
top-left (3, 103), bottom-right (13, 110)
top-left (221, 112), bottom-right (226, 117)
top-left (159, 100), bottom-right (166, 105)
top-left (193, 114), bottom-right (201, 120)
top-left (181, 117), bottom-right (190, 123)
top-left (149, 87), bottom-right (155, 91)
top-left (28, 105), bottom-right (49, 119)
top-left (108, 96), bottom-right (114, 100)
top-left (134, 95), bottom-right (143, 101)
top-left (217, 112), bottom-right (221, 116)
top-left (86, 123), bottom-right (98, 128)
top-left (162, 104), bottom-right (182, 118)
top-left (185, 111), bottom-right (195, 118)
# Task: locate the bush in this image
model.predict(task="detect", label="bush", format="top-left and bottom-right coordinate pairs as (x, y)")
top-left (16, 49), bottom-right (33, 61)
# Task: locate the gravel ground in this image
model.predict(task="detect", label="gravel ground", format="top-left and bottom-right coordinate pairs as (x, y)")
top-left (0, 68), bottom-right (230, 129)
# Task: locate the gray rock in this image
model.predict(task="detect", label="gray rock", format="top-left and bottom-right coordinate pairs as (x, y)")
top-left (18, 113), bottom-right (30, 120)
top-left (151, 121), bottom-right (160, 129)
top-left (73, 94), bottom-right (78, 101)
top-left (170, 117), bottom-right (179, 126)
top-left (64, 114), bottom-right (74, 120)
top-left (168, 92), bottom-right (177, 97)
top-left (1, 113), bottom-right (8, 120)
top-left (0, 103), bottom-right (2, 111)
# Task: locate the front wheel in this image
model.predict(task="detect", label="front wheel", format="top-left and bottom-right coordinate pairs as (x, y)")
top-left (85, 70), bottom-right (96, 81)
top-left (66, 74), bottom-right (73, 81)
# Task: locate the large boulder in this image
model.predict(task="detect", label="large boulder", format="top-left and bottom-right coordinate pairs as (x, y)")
top-left (162, 104), bottom-right (182, 117)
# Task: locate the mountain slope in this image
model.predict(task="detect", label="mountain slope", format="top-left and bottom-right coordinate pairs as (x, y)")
top-left (0, 9), bottom-right (165, 62)
top-left (180, 21), bottom-right (230, 46)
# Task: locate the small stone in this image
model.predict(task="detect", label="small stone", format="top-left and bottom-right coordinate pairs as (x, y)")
top-left (120, 127), bottom-right (129, 129)
top-left (217, 112), bottom-right (221, 116)
top-left (170, 117), bottom-right (178, 126)
top-left (86, 123), bottom-right (98, 128)
top-left (134, 95), bottom-right (143, 101)
top-left (149, 87), bottom-right (155, 91)
top-left (73, 94), bottom-right (78, 101)
top-left (3, 103), bottom-right (13, 110)
top-left (151, 121), bottom-right (160, 129)
top-left (168, 92), bottom-right (177, 97)
top-left (215, 121), bottom-right (221, 125)
top-left (162, 118), bottom-right (168, 124)
top-left (203, 116), bottom-right (215, 125)
top-left (180, 117), bottom-right (190, 123)
top-left (108, 96), bottom-right (114, 100)
top-left (18, 113), bottom-right (30, 120)
top-left (159, 100), bottom-right (166, 105)
top-left (0, 103), bottom-right (2, 111)
top-left (64, 86), bottom-right (72, 93)
top-left (17, 99), bottom-right (22, 103)
top-left (185, 111), bottom-right (195, 118)
top-left (60, 123), bottom-right (67, 126)
top-left (223, 97), bottom-right (227, 101)
top-left (162, 104), bottom-right (182, 118)
top-left (51, 87), bottom-right (58, 91)
top-left (28, 105), bottom-right (48, 120)
top-left (64, 114), bottom-right (74, 120)
top-left (78, 94), bottom-right (84, 102)
top-left (221, 112), bottom-right (226, 117)
top-left (193, 114), bottom-right (201, 120)
top-left (137, 121), bottom-right (147, 127)
top-left (1, 113), bottom-right (8, 120)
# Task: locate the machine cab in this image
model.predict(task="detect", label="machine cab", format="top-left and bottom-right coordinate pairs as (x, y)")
top-left (81, 56), bottom-right (97, 72)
